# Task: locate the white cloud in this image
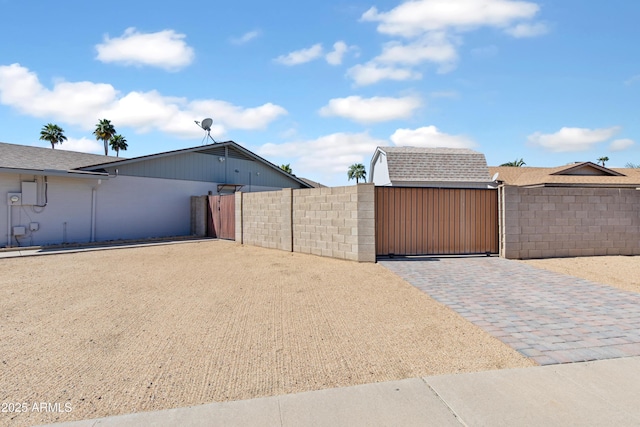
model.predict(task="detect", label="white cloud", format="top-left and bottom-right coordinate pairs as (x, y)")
top-left (609, 138), bottom-right (635, 152)
top-left (361, 0), bottom-right (540, 37)
top-left (258, 132), bottom-right (386, 180)
top-left (347, 62), bottom-right (422, 86)
top-left (95, 28), bottom-right (195, 71)
top-left (319, 95), bottom-right (421, 124)
top-left (375, 33), bottom-right (458, 69)
top-left (58, 137), bottom-right (104, 154)
top-left (231, 30), bottom-right (261, 45)
top-left (0, 63), bottom-right (287, 140)
top-left (274, 44), bottom-right (324, 65)
top-left (504, 21), bottom-right (549, 37)
top-left (390, 126), bottom-right (476, 148)
top-left (527, 126), bottom-right (621, 152)
top-left (351, 0), bottom-right (546, 85)
top-left (325, 41), bottom-right (352, 65)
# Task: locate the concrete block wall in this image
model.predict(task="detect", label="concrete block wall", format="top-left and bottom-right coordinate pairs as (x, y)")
top-left (236, 189), bottom-right (292, 250)
top-left (292, 184), bottom-right (375, 262)
top-left (236, 184), bottom-right (375, 262)
top-left (500, 186), bottom-right (640, 259)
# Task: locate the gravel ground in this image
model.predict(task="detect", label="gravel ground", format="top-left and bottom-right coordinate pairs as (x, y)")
top-left (0, 241), bottom-right (531, 426)
top-left (522, 256), bottom-right (640, 294)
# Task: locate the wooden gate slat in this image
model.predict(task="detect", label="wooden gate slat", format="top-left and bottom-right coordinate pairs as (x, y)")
top-left (375, 187), bottom-right (498, 256)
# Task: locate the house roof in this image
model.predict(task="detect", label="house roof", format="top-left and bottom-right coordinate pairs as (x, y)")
top-left (489, 162), bottom-right (640, 187)
top-left (298, 177), bottom-right (326, 188)
top-left (375, 147), bottom-right (491, 183)
top-left (0, 140), bottom-right (312, 187)
top-left (0, 141), bottom-right (120, 172)
top-left (78, 141), bottom-right (312, 188)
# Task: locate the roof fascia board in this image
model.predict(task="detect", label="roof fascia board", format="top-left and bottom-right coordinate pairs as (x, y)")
top-left (0, 167), bottom-right (109, 179)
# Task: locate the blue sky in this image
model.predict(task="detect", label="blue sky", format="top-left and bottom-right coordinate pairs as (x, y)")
top-left (1, 0), bottom-right (639, 185)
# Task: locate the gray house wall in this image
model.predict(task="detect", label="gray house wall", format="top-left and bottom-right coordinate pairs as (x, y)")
top-left (103, 152), bottom-right (304, 191)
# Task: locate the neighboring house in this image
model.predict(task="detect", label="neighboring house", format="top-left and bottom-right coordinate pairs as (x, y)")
top-left (492, 162), bottom-right (640, 260)
top-left (369, 147), bottom-right (495, 188)
top-left (1, 141), bottom-right (310, 247)
top-left (298, 177), bottom-right (326, 188)
top-left (489, 162), bottom-right (640, 188)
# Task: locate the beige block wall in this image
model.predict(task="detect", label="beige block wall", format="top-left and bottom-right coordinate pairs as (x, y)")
top-left (500, 186), bottom-right (640, 259)
top-left (237, 189), bottom-right (292, 250)
top-left (236, 184), bottom-right (375, 262)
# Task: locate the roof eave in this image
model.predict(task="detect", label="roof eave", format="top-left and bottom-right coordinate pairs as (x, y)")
top-left (0, 167), bottom-right (109, 179)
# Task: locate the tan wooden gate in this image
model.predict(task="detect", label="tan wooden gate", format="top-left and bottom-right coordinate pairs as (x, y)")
top-left (375, 187), bottom-right (498, 256)
top-left (208, 195), bottom-right (236, 240)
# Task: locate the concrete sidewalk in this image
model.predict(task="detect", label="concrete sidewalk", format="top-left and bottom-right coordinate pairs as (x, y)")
top-left (41, 356), bottom-right (640, 427)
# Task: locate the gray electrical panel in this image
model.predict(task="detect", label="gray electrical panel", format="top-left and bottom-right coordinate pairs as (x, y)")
top-left (21, 181), bottom-right (37, 205)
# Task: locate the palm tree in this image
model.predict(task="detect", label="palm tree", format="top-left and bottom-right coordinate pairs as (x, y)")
top-left (93, 119), bottom-right (116, 156)
top-left (347, 163), bottom-right (366, 184)
top-left (597, 156), bottom-right (609, 167)
top-left (109, 134), bottom-right (128, 157)
top-left (500, 158), bottom-right (526, 167)
top-left (39, 123), bottom-right (67, 149)
top-left (625, 162), bottom-right (640, 168)
top-left (280, 164), bottom-right (292, 174)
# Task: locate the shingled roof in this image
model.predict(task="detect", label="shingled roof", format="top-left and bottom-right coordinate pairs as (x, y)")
top-left (377, 147), bottom-right (491, 183)
top-left (489, 162), bottom-right (640, 187)
top-left (0, 142), bottom-right (120, 171)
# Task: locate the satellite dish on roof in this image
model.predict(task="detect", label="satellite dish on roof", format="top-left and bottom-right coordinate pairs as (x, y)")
top-left (194, 117), bottom-right (217, 145)
top-left (491, 172), bottom-right (499, 182)
top-left (201, 118), bottom-right (213, 132)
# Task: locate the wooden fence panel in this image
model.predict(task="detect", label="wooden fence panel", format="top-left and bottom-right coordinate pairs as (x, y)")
top-left (375, 187), bottom-right (498, 256)
top-left (207, 194), bottom-right (236, 240)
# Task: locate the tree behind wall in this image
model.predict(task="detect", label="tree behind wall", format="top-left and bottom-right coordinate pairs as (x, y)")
top-left (39, 123), bottom-right (67, 149)
top-left (109, 134), bottom-right (128, 157)
top-left (280, 164), bottom-right (292, 174)
top-left (347, 163), bottom-right (366, 183)
top-left (93, 119), bottom-right (116, 156)
top-left (500, 158), bottom-right (526, 167)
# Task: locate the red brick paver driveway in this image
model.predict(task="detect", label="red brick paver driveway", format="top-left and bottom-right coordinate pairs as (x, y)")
top-left (379, 256), bottom-right (640, 365)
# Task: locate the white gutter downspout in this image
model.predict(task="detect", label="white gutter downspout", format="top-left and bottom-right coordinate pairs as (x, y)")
top-left (90, 180), bottom-right (102, 242)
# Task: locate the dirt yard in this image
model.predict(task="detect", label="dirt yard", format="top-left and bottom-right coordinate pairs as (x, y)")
top-left (0, 241), bottom-right (531, 426)
top-left (522, 256), bottom-right (640, 294)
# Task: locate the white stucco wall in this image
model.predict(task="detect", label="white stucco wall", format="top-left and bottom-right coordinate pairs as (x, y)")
top-left (1, 172), bottom-right (291, 247)
top-left (93, 175), bottom-right (218, 242)
top-left (370, 152), bottom-right (391, 186)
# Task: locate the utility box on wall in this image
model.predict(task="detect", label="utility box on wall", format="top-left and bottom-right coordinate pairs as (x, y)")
top-left (21, 181), bottom-right (37, 205)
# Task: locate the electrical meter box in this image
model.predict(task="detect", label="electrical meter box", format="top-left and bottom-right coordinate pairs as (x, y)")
top-left (21, 181), bottom-right (37, 205)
